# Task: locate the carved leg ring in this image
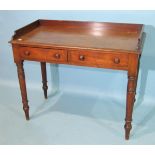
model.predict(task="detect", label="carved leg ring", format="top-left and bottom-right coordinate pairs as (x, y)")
top-left (41, 62), bottom-right (48, 99)
top-left (16, 61), bottom-right (29, 120)
top-left (124, 76), bottom-right (137, 140)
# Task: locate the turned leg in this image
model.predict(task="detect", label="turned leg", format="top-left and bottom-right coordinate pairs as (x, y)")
top-left (41, 62), bottom-right (48, 99)
top-left (125, 75), bottom-right (137, 139)
top-left (124, 54), bottom-right (140, 140)
top-left (16, 61), bottom-right (29, 120)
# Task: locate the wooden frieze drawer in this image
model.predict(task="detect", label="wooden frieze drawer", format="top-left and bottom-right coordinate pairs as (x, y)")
top-left (68, 50), bottom-right (129, 70)
top-left (19, 47), bottom-right (67, 63)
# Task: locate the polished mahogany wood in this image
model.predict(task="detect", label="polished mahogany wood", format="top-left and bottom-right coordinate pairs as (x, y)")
top-left (11, 19), bottom-right (143, 52)
top-left (68, 50), bottom-right (129, 70)
top-left (19, 46), bottom-right (67, 63)
top-left (10, 19), bottom-right (145, 140)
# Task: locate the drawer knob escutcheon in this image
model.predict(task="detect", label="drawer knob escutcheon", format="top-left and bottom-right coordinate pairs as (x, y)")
top-left (54, 53), bottom-right (60, 59)
top-left (24, 51), bottom-right (30, 56)
top-left (79, 55), bottom-right (85, 61)
top-left (114, 57), bottom-right (120, 64)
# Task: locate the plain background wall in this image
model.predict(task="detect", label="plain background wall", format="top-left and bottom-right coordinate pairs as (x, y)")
top-left (0, 10), bottom-right (155, 106)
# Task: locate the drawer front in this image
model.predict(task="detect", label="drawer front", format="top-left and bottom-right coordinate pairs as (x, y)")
top-left (68, 50), bottom-right (128, 69)
top-left (19, 47), bottom-right (67, 63)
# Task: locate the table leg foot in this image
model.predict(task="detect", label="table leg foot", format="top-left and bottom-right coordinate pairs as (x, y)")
top-left (23, 105), bottom-right (29, 120)
top-left (124, 120), bottom-right (132, 140)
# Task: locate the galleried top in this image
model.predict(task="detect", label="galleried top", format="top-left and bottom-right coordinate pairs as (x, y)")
top-left (10, 19), bottom-right (144, 53)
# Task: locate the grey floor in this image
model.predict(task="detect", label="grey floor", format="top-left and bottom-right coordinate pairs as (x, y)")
top-left (0, 84), bottom-right (155, 144)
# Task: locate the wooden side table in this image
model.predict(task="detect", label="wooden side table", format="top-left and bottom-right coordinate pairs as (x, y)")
top-left (10, 19), bottom-right (145, 140)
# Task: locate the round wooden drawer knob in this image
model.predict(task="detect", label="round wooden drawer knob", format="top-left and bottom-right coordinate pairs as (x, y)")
top-left (24, 51), bottom-right (30, 56)
top-left (54, 53), bottom-right (60, 59)
top-left (114, 57), bottom-right (120, 64)
top-left (79, 55), bottom-right (85, 61)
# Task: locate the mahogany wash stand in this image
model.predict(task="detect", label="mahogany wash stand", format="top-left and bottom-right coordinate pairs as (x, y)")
top-left (10, 19), bottom-right (145, 140)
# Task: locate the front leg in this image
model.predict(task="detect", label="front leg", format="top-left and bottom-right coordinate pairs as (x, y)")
top-left (124, 54), bottom-right (140, 140)
top-left (125, 75), bottom-right (137, 139)
top-left (16, 61), bottom-right (29, 120)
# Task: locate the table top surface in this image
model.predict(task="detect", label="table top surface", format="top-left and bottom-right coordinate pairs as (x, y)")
top-left (11, 20), bottom-right (143, 52)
